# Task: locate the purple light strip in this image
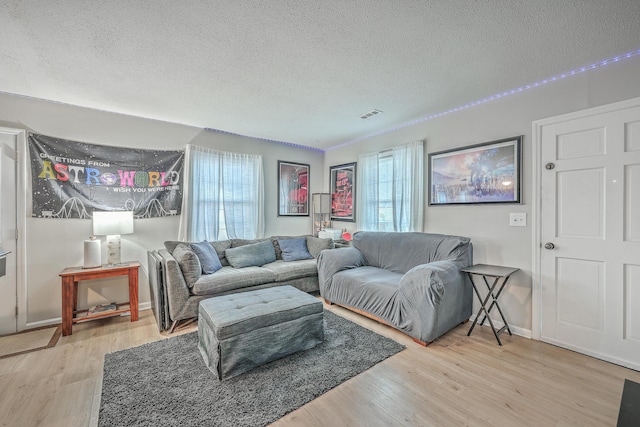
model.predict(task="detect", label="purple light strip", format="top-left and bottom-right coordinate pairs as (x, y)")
top-left (326, 48), bottom-right (640, 151)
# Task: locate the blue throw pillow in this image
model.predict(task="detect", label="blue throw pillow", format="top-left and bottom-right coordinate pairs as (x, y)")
top-left (278, 238), bottom-right (313, 262)
top-left (225, 240), bottom-right (277, 268)
top-left (190, 241), bottom-right (223, 274)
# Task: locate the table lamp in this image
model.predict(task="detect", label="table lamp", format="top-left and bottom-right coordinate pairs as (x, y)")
top-left (92, 211), bottom-right (134, 265)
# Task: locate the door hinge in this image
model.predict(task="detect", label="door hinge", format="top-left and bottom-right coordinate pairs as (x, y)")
top-left (15, 306), bottom-right (18, 318)
top-left (15, 228), bottom-right (18, 240)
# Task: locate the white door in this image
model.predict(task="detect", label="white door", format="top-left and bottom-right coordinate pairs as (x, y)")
top-left (540, 102), bottom-right (640, 371)
top-left (0, 132), bottom-right (17, 335)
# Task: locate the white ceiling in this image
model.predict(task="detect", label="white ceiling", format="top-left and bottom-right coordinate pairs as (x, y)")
top-left (1, 1), bottom-right (640, 150)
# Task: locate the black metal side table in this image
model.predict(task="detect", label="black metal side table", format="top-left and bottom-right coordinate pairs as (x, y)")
top-left (461, 263), bottom-right (519, 346)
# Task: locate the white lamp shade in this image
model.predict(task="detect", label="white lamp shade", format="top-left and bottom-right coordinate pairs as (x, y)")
top-left (92, 211), bottom-right (134, 235)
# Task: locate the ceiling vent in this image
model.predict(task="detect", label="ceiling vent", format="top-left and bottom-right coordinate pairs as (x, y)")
top-left (360, 109), bottom-right (383, 120)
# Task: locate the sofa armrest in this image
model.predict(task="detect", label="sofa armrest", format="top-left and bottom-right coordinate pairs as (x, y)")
top-left (158, 249), bottom-right (192, 321)
top-left (317, 247), bottom-right (366, 295)
top-left (398, 260), bottom-right (470, 341)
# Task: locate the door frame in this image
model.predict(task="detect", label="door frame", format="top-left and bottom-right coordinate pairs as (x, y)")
top-left (531, 96), bottom-right (640, 341)
top-left (0, 127), bottom-right (28, 331)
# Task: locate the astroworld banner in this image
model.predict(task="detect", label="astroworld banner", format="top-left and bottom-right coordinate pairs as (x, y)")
top-left (29, 133), bottom-right (184, 219)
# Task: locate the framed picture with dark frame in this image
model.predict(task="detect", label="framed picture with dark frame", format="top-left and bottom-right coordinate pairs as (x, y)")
top-left (428, 136), bottom-right (522, 205)
top-left (329, 162), bottom-right (356, 221)
top-left (277, 160), bottom-right (310, 216)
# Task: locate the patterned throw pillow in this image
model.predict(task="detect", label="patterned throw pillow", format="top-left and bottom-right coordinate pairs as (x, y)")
top-left (278, 238), bottom-right (314, 262)
top-left (190, 241), bottom-right (223, 274)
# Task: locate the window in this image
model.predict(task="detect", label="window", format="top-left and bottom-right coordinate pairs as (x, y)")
top-left (357, 141), bottom-right (424, 232)
top-left (179, 145), bottom-right (264, 241)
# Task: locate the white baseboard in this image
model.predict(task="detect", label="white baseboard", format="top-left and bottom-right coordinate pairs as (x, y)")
top-left (24, 303), bottom-right (152, 330)
top-left (468, 314), bottom-right (532, 339)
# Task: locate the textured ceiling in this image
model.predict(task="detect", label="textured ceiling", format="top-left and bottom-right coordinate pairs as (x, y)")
top-left (1, 1), bottom-right (640, 150)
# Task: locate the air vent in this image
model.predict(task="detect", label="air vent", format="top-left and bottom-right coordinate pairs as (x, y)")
top-left (360, 109), bottom-right (383, 120)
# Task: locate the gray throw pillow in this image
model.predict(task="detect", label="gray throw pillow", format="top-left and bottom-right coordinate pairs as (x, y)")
top-left (172, 243), bottom-right (202, 287)
top-left (210, 240), bottom-right (231, 266)
top-left (306, 236), bottom-right (335, 258)
top-left (225, 240), bottom-right (276, 268)
top-left (190, 241), bottom-right (223, 274)
top-left (278, 238), bottom-right (313, 262)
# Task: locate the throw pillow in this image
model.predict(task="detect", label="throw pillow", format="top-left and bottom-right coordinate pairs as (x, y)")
top-left (306, 236), bottom-right (335, 258)
top-left (278, 238), bottom-right (313, 262)
top-left (210, 240), bottom-right (231, 266)
top-left (271, 235), bottom-right (305, 260)
top-left (225, 240), bottom-right (276, 268)
top-left (190, 241), bottom-right (223, 274)
top-left (172, 243), bottom-right (202, 287)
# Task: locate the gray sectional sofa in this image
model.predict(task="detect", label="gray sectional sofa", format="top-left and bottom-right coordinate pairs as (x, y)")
top-left (317, 231), bottom-right (473, 345)
top-left (148, 235), bottom-right (333, 332)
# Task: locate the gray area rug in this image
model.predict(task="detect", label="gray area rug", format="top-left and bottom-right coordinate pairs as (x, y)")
top-left (99, 310), bottom-right (405, 427)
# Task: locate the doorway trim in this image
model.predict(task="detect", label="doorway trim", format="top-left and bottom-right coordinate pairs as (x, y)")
top-left (0, 127), bottom-right (28, 331)
top-left (531, 95), bottom-right (640, 342)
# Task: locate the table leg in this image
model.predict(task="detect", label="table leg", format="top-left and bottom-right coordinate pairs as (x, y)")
top-left (129, 267), bottom-right (139, 322)
top-left (480, 275), bottom-right (513, 336)
top-left (61, 276), bottom-right (74, 336)
top-left (467, 274), bottom-right (505, 345)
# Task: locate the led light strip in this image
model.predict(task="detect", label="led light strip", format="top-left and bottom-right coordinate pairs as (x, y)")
top-left (326, 48), bottom-right (640, 151)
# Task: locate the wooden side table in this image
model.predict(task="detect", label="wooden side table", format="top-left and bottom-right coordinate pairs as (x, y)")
top-left (461, 263), bottom-right (519, 346)
top-left (59, 262), bottom-right (140, 336)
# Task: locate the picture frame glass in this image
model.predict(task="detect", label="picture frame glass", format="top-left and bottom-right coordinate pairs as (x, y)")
top-left (329, 162), bottom-right (356, 221)
top-left (278, 161), bottom-right (309, 216)
top-left (429, 136), bottom-right (522, 205)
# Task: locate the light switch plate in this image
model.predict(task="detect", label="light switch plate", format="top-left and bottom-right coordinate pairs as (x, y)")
top-left (509, 213), bottom-right (527, 227)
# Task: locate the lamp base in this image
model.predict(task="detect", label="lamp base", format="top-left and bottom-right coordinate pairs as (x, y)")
top-left (106, 234), bottom-right (121, 265)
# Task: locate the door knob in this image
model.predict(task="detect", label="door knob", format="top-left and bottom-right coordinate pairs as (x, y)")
top-left (544, 242), bottom-right (555, 250)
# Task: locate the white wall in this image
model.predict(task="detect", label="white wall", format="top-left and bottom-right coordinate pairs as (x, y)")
top-left (3, 54), bottom-right (639, 331)
top-left (324, 55), bottom-right (640, 334)
top-left (0, 93), bottom-right (323, 326)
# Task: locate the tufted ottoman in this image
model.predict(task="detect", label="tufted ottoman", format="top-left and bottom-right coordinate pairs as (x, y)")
top-left (198, 285), bottom-right (324, 380)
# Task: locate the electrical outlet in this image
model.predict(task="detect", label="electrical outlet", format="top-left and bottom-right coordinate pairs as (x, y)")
top-left (509, 213), bottom-right (526, 227)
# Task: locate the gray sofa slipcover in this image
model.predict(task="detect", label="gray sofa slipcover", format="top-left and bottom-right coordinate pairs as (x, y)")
top-left (317, 231), bottom-right (472, 345)
top-left (149, 235), bottom-right (332, 332)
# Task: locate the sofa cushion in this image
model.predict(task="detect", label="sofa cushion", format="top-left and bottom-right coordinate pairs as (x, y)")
top-left (278, 238), bottom-right (313, 262)
top-left (353, 231), bottom-right (471, 274)
top-left (261, 259), bottom-right (318, 282)
top-left (165, 240), bottom-right (232, 267)
top-left (172, 243), bottom-right (202, 287)
top-left (210, 240), bottom-right (231, 266)
top-left (329, 266), bottom-right (403, 317)
top-left (191, 266), bottom-right (277, 296)
top-left (271, 235), bottom-right (307, 260)
top-left (190, 241), bottom-right (223, 274)
top-left (306, 236), bottom-right (334, 258)
top-left (226, 240), bottom-right (276, 268)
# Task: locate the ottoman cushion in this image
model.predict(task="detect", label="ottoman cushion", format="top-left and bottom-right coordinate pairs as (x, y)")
top-left (198, 285), bottom-right (324, 380)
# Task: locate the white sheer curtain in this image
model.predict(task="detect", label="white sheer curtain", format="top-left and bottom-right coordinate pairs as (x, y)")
top-left (392, 141), bottom-right (424, 232)
top-left (356, 140), bottom-right (424, 232)
top-left (356, 151), bottom-right (379, 231)
top-left (178, 144), bottom-right (264, 241)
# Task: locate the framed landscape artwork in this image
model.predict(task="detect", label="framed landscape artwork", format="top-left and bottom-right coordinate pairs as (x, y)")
top-left (329, 162), bottom-right (356, 221)
top-left (428, 136), bottom-right (522, 205)
top-left (278, 161), bottom-right (309, 216)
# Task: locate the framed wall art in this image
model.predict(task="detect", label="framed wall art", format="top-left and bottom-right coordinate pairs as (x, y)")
top-left (277, 160), bottom-right (309, 216)
top-left (428, 136), bottom-right (522, 205)
top-left (329, 162), bottom-right (356, 221)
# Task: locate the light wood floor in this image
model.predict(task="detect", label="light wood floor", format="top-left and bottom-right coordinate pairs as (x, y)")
top-left (1, 303), bottom-right (638, 427)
